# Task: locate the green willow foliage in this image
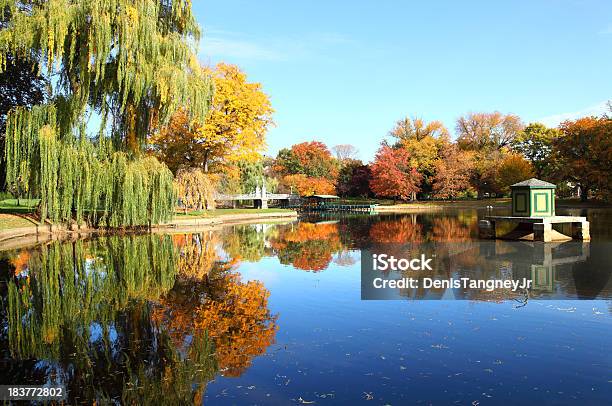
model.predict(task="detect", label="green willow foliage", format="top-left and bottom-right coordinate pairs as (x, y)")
top-left (6, 108), bottom-right (176, 225)
top-left (0, 0), bottom-right (213, 226)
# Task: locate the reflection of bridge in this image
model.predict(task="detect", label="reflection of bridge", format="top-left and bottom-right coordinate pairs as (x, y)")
top-left (215, 185), bottom-right (299, 209)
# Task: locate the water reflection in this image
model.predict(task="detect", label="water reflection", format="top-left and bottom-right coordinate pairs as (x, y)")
top-left (269, 222), bottom-right (344, 271)
top-left (0, 209), bottom-right (610, 404)
top-left (0, 233), bottom-right (277, 403)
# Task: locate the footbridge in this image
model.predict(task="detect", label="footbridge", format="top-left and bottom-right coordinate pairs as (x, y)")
top-left (215, 185), bottom-right (299, 209)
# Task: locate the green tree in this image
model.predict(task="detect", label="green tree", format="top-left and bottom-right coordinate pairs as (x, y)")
top-left (512, 123), bottom-right (560, 178)
top-left (0, 0), bottom-right (211, 225)
top-left (0, 9), bottom-right (47, 190)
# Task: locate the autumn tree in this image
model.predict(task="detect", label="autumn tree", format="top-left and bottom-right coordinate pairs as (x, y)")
top-left (495, 154), bottom-right (535, 195)
top-left (348, 165), bottom-right (373, 197)
top-left (389, 116), bottom-right (450, 142)
top-left (281, 174), bottom-right (335, 196)
top-left (151, 63), bottom-right (274, 173)
top-left (512, 123), bottom-right (561, 178)
top-left (369, 145), bottom-right (422, 201)
top-left (469, 151), bottom-right (504, 198)
top-left (174, 168), bottom-right (218, 211)
top-left (273, 141), bottom-right (339, 196)
top-left (388, 117), bottom-right (450, 195)
top-left (456, 112), bottom-right (524, 151)
top-left (432, 145), bottom-right (474, 199)
top-left (274, 141), bottom-right (338, 179)
top-left (554, 117), bottom-right (612, 201)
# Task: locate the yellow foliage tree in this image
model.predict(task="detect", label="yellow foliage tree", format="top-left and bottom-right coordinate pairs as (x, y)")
top-left (174, 168), bottom-right (218, 211)
top-left (151, 63), bottom-right (274, 174)
top-left (495, 154), bottom-right (535, 195)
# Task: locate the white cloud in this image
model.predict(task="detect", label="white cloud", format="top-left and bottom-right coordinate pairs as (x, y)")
top-left (199, 28), bottom-right (354, 63)
top-left (203, 36), bottom-right (287, 61)
top-left (599, 24), bottom-right (612, 35)
top-left (537, 100), bottom-right (610, 127)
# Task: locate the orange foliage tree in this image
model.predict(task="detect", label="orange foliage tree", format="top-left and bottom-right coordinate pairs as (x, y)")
top-left (554, 117), bottom-right (612, 201)
top-left (432, 145), bottom-right (474, 199)
top-left (281, 174), bottom-right (335, 196)
top-left (495, 154), bottom-right (535, 195)
top-left (273, 141), bottom-right (339, 195)
top-left (369, 145), bottom-right (422, 201)
top-left (151, 63), bottom-right (273, 174)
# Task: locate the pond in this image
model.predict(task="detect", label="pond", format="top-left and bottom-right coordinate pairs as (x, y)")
top-left (0, 207), bottom-right (611, 404)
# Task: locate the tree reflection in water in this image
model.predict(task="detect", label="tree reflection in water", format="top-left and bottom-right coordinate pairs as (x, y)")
top-left (0, 233), bottom-right (277, 403)
top-left (157, 233), bottom-right (277, 377)
top-left (269, 222), bottom-right (344, 271)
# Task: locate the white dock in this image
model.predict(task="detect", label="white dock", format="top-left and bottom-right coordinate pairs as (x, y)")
top-left (478, 216), bottom-right (590, 242)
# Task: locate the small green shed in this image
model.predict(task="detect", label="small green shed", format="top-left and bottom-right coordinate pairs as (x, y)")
top-left (511, 178), bottom-right (556, 217)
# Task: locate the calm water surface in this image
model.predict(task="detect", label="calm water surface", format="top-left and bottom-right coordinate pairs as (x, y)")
top-left (1, 208), bottom-right (611, 405)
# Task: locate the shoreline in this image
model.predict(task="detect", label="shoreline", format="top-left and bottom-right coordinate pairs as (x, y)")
top-left (2, 198), bottom-right (610, 249)
top-left (0, 210), bottom-right (298, 251)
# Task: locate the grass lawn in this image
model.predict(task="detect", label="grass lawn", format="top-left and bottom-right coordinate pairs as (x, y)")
top-left (174, 208), bottom-right (295, 218)
top-left (0, 213), bottom-right (37, 230)
top-left (0, 198), bottom-right (40, 214)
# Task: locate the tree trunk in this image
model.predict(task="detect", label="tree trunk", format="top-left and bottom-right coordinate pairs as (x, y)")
top-left (580, 186), bottom-right (589, 202)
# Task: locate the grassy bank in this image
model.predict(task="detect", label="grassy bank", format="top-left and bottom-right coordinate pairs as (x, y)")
top-left (0, 208), bottom-right (298, 243)
top-left (0, 213), bottom-right (37, 230)
top-left (174, 208), bottom-right (295, 217)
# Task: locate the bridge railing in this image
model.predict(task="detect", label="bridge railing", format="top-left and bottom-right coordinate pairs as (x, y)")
top-left (215, 193), bottom-right (298, 201)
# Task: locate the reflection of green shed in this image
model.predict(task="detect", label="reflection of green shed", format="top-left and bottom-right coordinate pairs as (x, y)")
top-left (511, 178), bottom-right (556, 217)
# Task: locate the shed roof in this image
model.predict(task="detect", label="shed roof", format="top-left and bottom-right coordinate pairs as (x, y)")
top-left (511, 178), bottom-right (556, 188)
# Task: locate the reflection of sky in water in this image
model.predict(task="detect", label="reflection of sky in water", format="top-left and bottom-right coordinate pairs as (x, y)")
top-left (206, 253), bottom-right (612, 405)
top-left (3, 209), bottom-right (611, 404)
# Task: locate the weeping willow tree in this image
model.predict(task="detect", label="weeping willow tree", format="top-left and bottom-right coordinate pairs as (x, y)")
top-left (174, 167), bottom-right (217, 211)
top-left (0, 0), bottom-right (213, 226)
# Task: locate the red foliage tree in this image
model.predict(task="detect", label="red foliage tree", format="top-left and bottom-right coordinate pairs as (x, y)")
top-left (369, 146), bottom-right (422, 200)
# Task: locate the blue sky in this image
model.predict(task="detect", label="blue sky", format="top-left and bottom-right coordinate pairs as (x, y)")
top-left (194, 0), bottom-right (612, 162)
